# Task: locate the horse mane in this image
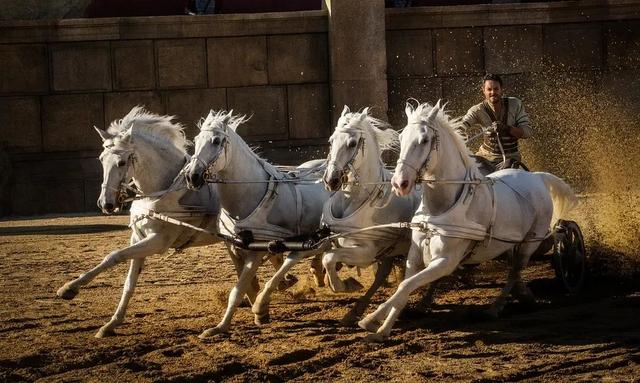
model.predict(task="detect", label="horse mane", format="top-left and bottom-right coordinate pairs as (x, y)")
top-left (198, 110), bottom-right (251, 133)
top-left (199, 109), bottom-right (281, 173)
top-left (338, 108), bottom-right (399, 153)
top-left (411, 101), bottom-right (483, 179)
top-left (107, 106), bottom-right (190, 153)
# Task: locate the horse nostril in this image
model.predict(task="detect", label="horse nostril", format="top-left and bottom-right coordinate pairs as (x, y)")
top-left (191, 173), bottom-right (200, 183)
top-left (400, 180), bottom-right (409, 189)
top-left (104, 203), bottom-right (114, 212)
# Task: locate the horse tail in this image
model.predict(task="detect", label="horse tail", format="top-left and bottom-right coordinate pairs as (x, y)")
top-left (538, 172), bottom-right (578, 224)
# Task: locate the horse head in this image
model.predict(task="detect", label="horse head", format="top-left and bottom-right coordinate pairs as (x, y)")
top-left (392, 100), bottom-right (442, 196)
top-left (185, 110), bottom-right (247, 190)
top-left (95, 125), bottom-right (134, 214)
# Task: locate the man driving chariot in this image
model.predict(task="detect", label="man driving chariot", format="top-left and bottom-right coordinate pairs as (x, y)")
top-left (461, 74), bottom-right (532, 171)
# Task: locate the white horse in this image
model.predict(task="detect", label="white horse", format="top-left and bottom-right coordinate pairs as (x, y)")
top-left (358, 101), bottom-right (577, 341)
top-left (321, 106), bottom-right (420, 324)
top-left (184, 110), bottom-right (331, 336)
top-left (56, 107), bottom-right (222, 338)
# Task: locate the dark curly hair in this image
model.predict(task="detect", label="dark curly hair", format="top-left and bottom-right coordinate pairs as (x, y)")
top-left (483, 73), bottom-right (503, 87)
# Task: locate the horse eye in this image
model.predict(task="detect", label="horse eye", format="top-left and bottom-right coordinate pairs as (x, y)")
top-left (117, 160), bottom-right (126, 167)
top-left (347, 139), bottom-right (357, 148)
top-left (418, 136), bottom-right (428, 145)
top-left (212, 136), bottom-right (222, 145)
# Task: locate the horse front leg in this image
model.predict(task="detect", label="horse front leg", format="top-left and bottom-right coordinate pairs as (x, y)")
top-left (57, 233), bottom-right (167, 300)
top-left (322, 244), bottom-right (372, 293)
top-left (360, 237), bottom-right (466, 342)
top-left (252, 251), bottom-right (311, 325)
top-left (95, 257), bottom-right (145, 338)
top-left (341, 257), bottom-right (394, 326)
top-left (200, 252), bottom-right (263, 338)
top-left (309, 254), bottom-right (325, 288)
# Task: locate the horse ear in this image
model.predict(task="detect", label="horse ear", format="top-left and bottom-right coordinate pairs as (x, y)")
top-left (405, 102), bottom-right (413, 119)
top-left (119, 124), bottom-right (134, 144)
top-left (94, 126), bottom-right (113, 141)
top-left (358, 107), bottom-right (369, 122)
top-left (426, 104), bottom-right (439, 124)
top-left (341, 105), bottom-right (350, 117)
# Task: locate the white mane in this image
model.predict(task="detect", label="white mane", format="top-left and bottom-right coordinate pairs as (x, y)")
top-left (107, 106), bottom-right (190, 153)
top-left (198, 110), bottom-right (251, 133)
top-left (336, 108), bottom-right (399, 153)
top-left (409, 101), bottom-right (482, 179)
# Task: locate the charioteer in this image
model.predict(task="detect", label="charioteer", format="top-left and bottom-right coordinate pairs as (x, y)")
top-left (461, 73), bottom-right (532, 171)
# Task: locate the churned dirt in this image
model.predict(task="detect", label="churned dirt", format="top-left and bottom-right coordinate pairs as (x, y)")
top-left (0, 199), bottom-right (639, 382)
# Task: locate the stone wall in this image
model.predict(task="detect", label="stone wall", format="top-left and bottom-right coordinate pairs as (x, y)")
top-left (0, 12), bottom-right (330, 215)
top-left (1, 1), bottom-right (639, 216)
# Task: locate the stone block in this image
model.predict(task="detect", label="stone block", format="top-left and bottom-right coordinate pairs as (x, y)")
top-left (42, 93), bottom-right (104, 152)
top-left (435, 28), bottom-right (484, 76)
top-left (227, 86), bottom-right (287, 141)
top-left (51, 42), bottom-right (112, 92)
top-left (544, 24), bottom-right (603, 70)
top-left (287, 84), bottom-right (331, 139)
top-left (387, 78), bottom-right (442, 128)
top-left (207, 36), bottom-right (268, 88)
top-left (0, 44), bottom-right (48, 94)
top-left (386, 29), bottom-right (434, 78)
top-left (605, 20), bottom-right (640, 69)
top-left (10, 179), bottom-right (86, 215)
top-left (484, 25), bottom-right (543, 74)
top-left (164, 88), bottom-right (227, 138)
top-left (112, 40), bottom-right (156, 90)
top-left (84, 179), bottom-right (102, 211)
top-left (104, 91), bottom-right (165, 129)
top-left (441, 75), bottom-right (484, 117)
top-left (157, 39), bottom-right (206, 89)
top-left (268, 34), bottom-right (328, 84)
top-left (330, 79), bottom-right (388, 125)
top-left (0, 97), bottom-right (42, 153)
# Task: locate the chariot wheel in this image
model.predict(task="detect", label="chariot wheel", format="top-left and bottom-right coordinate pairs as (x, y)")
top-left (552, 220), bottom-right (586, 294)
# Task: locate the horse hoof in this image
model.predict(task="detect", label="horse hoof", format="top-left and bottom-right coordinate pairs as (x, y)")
top-left (277, 274), bottom-right (298, 291)
top-left (358, 318), bottom-right (380, 333)
top-left (343, 277), bottom-right (364, 293)
top-left (95, 327), bottom-right (116, 338)
top-left (199, 327), bottom-right (227, 339)
top-left (254, 313), bottom-right (270, 326)
top-left (340, 313), bottom-right (359, 327)
top-left (363, 333), bottom-right (387, 343)
top-left (56, 284), bottom-right (79, 300)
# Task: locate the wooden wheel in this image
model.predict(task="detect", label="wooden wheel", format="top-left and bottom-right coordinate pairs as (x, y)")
top-left (552, 220), bottom-right (586, 294)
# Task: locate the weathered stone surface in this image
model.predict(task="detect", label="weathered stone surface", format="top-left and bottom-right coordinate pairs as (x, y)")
top-left (104, 91), bottom-right (165, 129)
top-left (164, 88), bottom-right (227, 138)
top-left (0, 0), bottom-right (91, 20)
top-left (42, 93), bottom-right (104, 152)
top-left (260, 143), bottom-right (329, 166)
top-left (387, 77), bottom-right (442, 128)
top-left (112, 40), bottom-right (156, 90)
top-left (207, 36), bottom-right (268, 88)
top-left (84, 179), bottom-right (102, 211)
top-left (484, 25), bottom-right (543, 74)
top-left (227, 86), bottom-right (287, 141)
top-left (605, 20), bottom-right (640, 69)
top-left (287, 83), bottom-right (330, 139)
top-left (0, 97), bottom-right (41, 153)
top-left (544, 24), bottom-right (603, 70)
top-left (11, 180), bottom-right (86, 215)
top-left (441, 75), bottom-right (483, 117)
top-left (0, 44), bottom-right (48, 94)
top-left (157, 39), bottom-right (207, 89)
top-left (386, 29), bottom-right (433, 78)
top-left (330, 79), bottom-right (388, 124)
top-left (435, 28), bottom-right (483, 76)
top-left (51, 42), bottom-right (112, 92)
top-left (268, 33), bottom-right (328, 84)
top-left (327, 0), bottom-right (387, 124)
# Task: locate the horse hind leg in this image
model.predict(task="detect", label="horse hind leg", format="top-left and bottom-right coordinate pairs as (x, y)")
top-left (341, 257), bottom-right (394, 327)
top-left (486, 242), bottom-right (538, 318)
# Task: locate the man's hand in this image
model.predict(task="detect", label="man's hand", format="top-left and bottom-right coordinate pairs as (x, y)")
top-left (494, 121), bottom-right (511, 136)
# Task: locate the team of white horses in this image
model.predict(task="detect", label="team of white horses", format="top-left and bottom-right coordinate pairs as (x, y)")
top-left (57, 102), bottom-right (577, 342)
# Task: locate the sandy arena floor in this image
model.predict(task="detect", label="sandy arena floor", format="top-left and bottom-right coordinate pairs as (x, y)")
top-left (0, 207), bottom-right (639, 382)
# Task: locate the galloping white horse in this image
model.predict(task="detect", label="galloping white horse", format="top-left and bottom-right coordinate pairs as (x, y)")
top-left (358, 101), bottom-right (577, 341)
top-left (184, 110), bottom-right (330, 336)
top-left (57, 107), bottom-right (222, 337)
top-left (321, 106), bottom-right (420, 324)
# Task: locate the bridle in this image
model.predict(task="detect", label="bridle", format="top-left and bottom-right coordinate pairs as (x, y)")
top-left (326, 131), bottom-right (365, 189)
top-left (396, 122), bottom-right (439, 182)
top-left (100, 147), bottom-right (137, 206)
top-left (192, 127), bottom-right (230, 183)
